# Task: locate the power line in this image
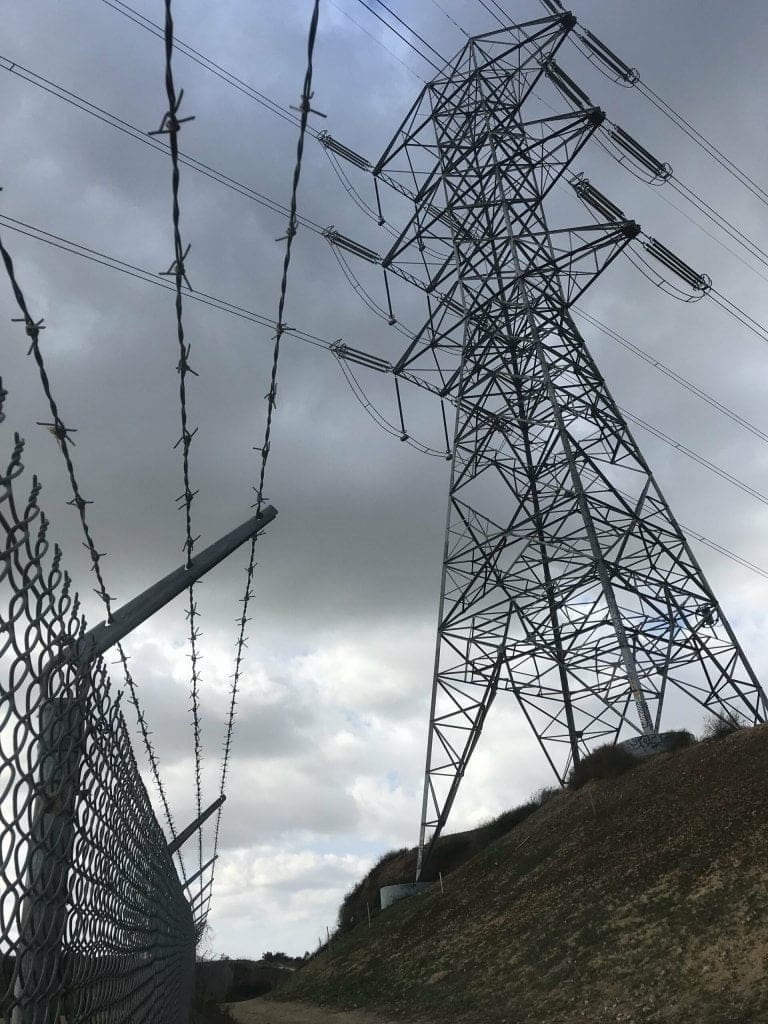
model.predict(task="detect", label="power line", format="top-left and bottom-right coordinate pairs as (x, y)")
top-left (668, 174), bottom-right (768, 275)
top-left (543, 63), bottom-right (768, 293)
top-left (710, 288), bottom-right (768, 350)
top-left (10, 202), bottom-right (768, 479)
top-left (574, 309), bottom-right (768, 446)
top-left (353, 0), bottom-right (445, 72)
top-left (541, 0), bottom-right (768, 215)
top-left (0, 213), bottom-right (330, 341)
top-left (7, 205), bottom-right (768, 588)
top-left (475, 0), bottom-right (506, 27)
top-left (368, 0), bottom-right (448, 65)
top-left (336, 355), bottom-right (447, 456)
top-left (650, 182), bottom-right (768, 290)
top-left (637, 80), bottom-right (768, 213)
top-left (326, 0), bottom-right (425, 79)
top-left (622, 409), bottom-right (768, 508)
top-left (0, 55), bottom-right (325, 236)
top-left (95, 0), bottom-right (768, 304)
top-left (429, 0), bottom-right (469, 38)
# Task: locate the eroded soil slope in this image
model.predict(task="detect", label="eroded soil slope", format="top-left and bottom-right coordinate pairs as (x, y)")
top-left (275, 726), bottom-right (768, 1024)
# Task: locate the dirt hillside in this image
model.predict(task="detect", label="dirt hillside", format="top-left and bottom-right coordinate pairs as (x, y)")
top-left (274, 726), bottom-right (768, 1024)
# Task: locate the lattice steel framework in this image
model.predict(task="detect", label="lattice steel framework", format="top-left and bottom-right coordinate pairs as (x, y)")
top-left (369, 13), bottom-right (767, 876)
top-left (0, 436), bottom-right (194, 1024)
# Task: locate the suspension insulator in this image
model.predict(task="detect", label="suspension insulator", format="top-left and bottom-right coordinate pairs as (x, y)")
top-left (323, 228), bottom-right (382, 264)
top-left (642, 237), bottom-right (712, 293)
top-left (331, 342), bottom-right (392, 373)
top-left (317, 131), bottom-right (372, 171)
top-left (577, 29), bottom-right (639, 85)
top-left (570, 175), bottom-right (627, 222)
top-left (543, 59), bottom-right (594, 110)
top-left (606, 124), bottom-right (672, 183)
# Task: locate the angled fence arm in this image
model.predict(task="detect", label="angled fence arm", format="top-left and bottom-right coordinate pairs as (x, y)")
top-left (168, 796), bottom-right (226, 856)
top-left (183, 855), bottom-right (217, 890)
top-left (74, 506), bottom-right (277, 667)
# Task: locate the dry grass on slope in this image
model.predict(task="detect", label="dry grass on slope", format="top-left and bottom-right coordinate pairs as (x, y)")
top-left (274, 726), bottom-right (768, 1024)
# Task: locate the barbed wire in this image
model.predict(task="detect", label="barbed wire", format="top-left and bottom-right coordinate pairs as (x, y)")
top-left (153, 0), bottom-right (205, 894)
top-left (202, 0), bottom-right (323, 929)
top-left (0, 225), bottom-right (186, 879)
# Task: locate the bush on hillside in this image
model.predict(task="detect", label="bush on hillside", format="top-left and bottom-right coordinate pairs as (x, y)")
top-left (534, 785), bottom-right (561, 805)
top-left (664, 729), bottom-right (697, 751)
top-left (337, 847), bottom-right (409, 934)
top-left (567, 743), bottom-right (637, 790)
top-left (481, 801), bottom-right (540, 844)
top-left (428, 833), bottom-right (472, 876)
top-left (703, 711), bottom-right (747, 740)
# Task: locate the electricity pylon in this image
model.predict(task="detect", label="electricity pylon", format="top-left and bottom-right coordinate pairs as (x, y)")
top-left (358, 12), bottom-right (768, 878)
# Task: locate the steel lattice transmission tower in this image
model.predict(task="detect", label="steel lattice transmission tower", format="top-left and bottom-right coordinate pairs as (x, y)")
top-left (361, 12), bottom-right (768, 876)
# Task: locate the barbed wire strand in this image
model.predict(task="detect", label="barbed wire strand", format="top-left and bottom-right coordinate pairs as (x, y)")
top-left (0, 225), bottom-right (187, 880)
top-left (97, 0), bottom-right (318, 138)
top-left (200, 0), bottom-right (323, 930)
top-left (155, 0), bottom-right (205, 894)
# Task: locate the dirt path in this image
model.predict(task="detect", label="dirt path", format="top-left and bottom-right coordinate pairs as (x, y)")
top-left (227, 999), bottom-right (404, 1024)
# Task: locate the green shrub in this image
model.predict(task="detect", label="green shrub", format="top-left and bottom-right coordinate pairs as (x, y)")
top-left (703, 712), bottom-right (747, 740)
top-left (567, 743), bottom-right (637, 789)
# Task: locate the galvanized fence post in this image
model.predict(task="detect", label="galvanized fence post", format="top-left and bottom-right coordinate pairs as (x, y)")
top-left (12, 695), bottom-right (84, 1024)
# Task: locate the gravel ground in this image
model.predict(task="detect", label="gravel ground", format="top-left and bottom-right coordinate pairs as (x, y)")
top-left (228, 1000), bottom-right (404, 1024)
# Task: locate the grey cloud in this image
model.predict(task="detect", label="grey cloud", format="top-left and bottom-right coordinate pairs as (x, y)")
top-left (4, 0), bottom-right (768, 956)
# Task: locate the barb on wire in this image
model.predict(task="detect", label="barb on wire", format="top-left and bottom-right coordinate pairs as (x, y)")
top-left (0, 226), bottom-right (185, 875)
top-left (203, 0), bottom-right (323, 928)
top-left (155, 0), bottom-right (205, 892)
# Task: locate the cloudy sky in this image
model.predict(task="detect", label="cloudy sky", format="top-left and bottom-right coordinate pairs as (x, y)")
top-left (3, 0), bottom-right (768, 958)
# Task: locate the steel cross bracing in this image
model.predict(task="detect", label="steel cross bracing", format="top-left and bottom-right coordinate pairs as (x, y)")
top-left (367, 13), bottom-right (767, 878)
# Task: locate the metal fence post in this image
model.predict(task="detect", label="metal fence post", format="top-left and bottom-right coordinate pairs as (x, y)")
top-left (12, 695), bottom-right (84, 1024)
top-left (1, 436), bottom-right (278, 1023)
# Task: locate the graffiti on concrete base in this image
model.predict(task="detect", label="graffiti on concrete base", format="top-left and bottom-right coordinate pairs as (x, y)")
top-left (620, 732), bottom-right (676, 759)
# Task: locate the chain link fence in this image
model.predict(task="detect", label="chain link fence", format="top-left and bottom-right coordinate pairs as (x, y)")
top-left (1, 435), bottom-right (195, 1023)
